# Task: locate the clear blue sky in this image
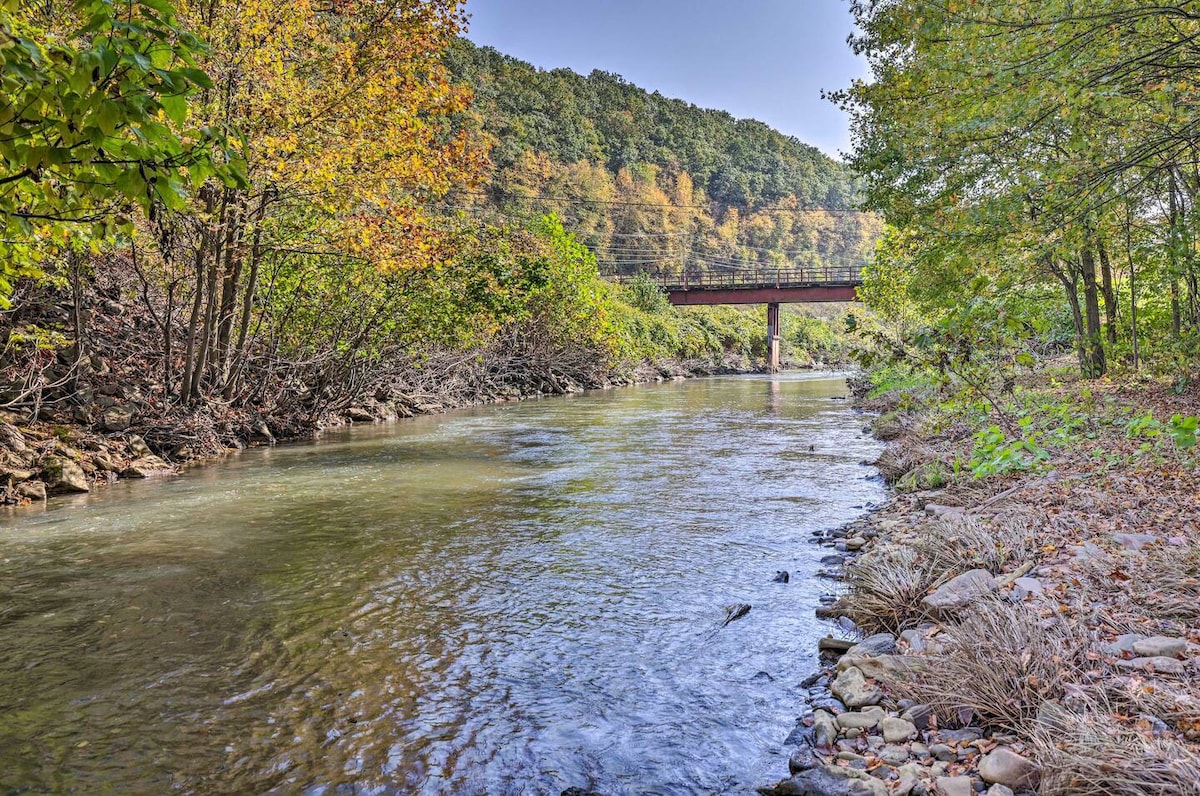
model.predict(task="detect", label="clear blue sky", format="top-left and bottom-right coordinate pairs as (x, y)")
top-left (463, 0), bottom-right (867, 158)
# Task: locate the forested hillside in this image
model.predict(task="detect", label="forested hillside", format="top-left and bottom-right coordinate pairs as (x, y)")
top-left (444, 40), bottom-right (881, 276)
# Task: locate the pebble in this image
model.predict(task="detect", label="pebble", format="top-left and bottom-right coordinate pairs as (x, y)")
top-left (930, 743), bottom-right (956, 762)
top-left (837, 712), bottom-right (880, 730)
top-left (1117, 656), bottom-right (1186, 674)
top-left (879, 744), bottom-right (910, 765)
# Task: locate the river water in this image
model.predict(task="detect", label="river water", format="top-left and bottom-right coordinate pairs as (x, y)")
top-left (0, 373), bottom-right (882, 795)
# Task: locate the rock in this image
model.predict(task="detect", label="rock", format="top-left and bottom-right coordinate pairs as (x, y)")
top-left (925, 503), bottom-right (964, 518)
top-left (788, 746), bottom-right (819, 774)
top-left (773, 570), bottom-right (791, 583)
top-left (934, 776), bottom-right (974, 796)
top-left (986, 786), bottom-right (1015, 796)
top-left (0, 423), bottom-right (27, 452)
top-left (899, 628), bottom-right (927, 654)
top-left (813, 709), bottom-right (839, 749)
top-left (879, 744), bottom-right (911, 766)
top-left (845, 536), bottom-right (868, 551)
top-left (722, 603), bottom-right (751, 626)
top-left (894, 764), bottom-right (923, 796)
top-left (101, 405), bottom-right (134, 432)
top-left (831, 666), bottom-right (882, 708)
top-left (42, 456), bottom-right (89, 494)
top-left (881, 717), bottom-right (917, 743)
top-left (127, 435), bottom-right (152, 457)
top-left (819, 636), bottom-right (857, 654)
top-left (1117, 656), bottom-right (1186, 674)
top-left (930, 743), bottom-right (956, 762)
top-left (1010, 577), bottom-right (1044, 601)
top-left (1113, 532), bottom-right (1160, 551)
top-left (784, 723), bottom-right (815, 747)
top-left (122, 456), bottom-right (171, 479)
top-left (836, 654), bottom-right (920, 682)
top-left (1132, 636), bottom-right (1188, 659)
top-left (836, 711), bottom-right (881, 730)
top-left (761, 766), bottom-right (886, 796)
top-left (15, 480), bottom-right (46, 501)
top-left (921, 569), bottom-right (997, 617)
top-left (942, 727), bottom-right (983, 744)
top-left (345, 406), bottom-right (375, 422)
top-left (978, 747), bottom-right (1040, 789)
top-left (847, 633), bottom-right (897, 657)
top-left (809, 695), bottom-right (847, 714)
top-left (1100, 633), bottom-right (1144, 656)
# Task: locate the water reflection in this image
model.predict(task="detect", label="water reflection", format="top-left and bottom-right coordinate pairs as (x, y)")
top-left (0, 373), bottom-right (882, 794)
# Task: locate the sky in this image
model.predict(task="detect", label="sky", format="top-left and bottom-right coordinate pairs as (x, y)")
top-left (463, 0), bottom-right (868, 158)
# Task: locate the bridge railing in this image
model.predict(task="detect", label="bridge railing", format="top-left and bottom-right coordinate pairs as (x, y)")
top-left (602, 263), bottom-right (864, 291)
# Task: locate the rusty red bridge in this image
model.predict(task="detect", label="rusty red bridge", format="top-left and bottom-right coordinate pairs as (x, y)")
top-left (604, 264), bottom-right (863, 371)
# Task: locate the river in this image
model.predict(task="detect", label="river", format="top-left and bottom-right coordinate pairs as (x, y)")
top-left (0, 373), bottom-right (883, 795)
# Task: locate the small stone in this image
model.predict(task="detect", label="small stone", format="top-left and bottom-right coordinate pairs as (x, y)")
top-left (1132, 636), bottom-right (1188, 659)
top-left (813, 709), bottom-right (839, 749)
top-left (942, 727), bottom-right (983, 744)
top-left (902, 703), bottom-right (934, 730)
top-left (899, 628), bottom-right (926, 654)
top-left (881, 717), bottom-right (917, 743)
top-left (837, 711), bottom-right (880, 730)
top-left (921, 569), bottom-right (998, 617)
top-left (845, 536), bottom-right (868, 551)
top-left (831, 666), bottom-right (882, 708)
top-left (0, 423), bottom-right (27, 452)
top-left (127, 435), bottom-right (152, 457)
top-left (930, 743), bottom-right (956, 762)
top-left (1101, 633), bottom-right (1144, 656)
top-left (879, 744), bottom-right (911, 765)
top-left (1010, 577), bottom-right (1043, 601)
top-left (1117, 656), bottom-right (1186, 674)
top-left (934, 776), bottom-right (974, 796)
top-left (986, 786), bottom-right (1014, 796)
top-left (847, 633), bottom-right (898, 657)
top-left (836, 751), bottom-right (866, 763)
top-left (788, 746), bottom-right (819, 774)
top-left (910, 742), bottom-right (929, 757)
top-left (925, 503), bottom-right (965, 518)
top-left (978, 747), bottom-right (1040, 789)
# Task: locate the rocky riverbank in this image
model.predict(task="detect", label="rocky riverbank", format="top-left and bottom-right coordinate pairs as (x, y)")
top-left (760, 376), bottom-right (1200, 796)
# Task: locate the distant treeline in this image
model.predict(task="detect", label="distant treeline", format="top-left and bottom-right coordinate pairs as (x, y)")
top-left (445, 40), bottom-right (881, 277)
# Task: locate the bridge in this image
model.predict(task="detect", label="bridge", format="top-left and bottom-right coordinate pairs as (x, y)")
top-left (604, 264), bottom-right (863, 372)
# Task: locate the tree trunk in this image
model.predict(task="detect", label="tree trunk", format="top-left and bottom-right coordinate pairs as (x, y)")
top-left (1080, 248), bottom-right (1107, 378)
top-left (1049, 259), bottom-right (1087, 374)
top-left (1098, 240), bottom-right (1117, 346)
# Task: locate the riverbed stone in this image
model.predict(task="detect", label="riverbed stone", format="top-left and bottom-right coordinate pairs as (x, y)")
top-left (847, 633), bottom-right (897, 657)
top-left (935, 776), bottom-right (974, 796)
top-left (930, 743), bottom-right (956, 762)
top-left (42, 455), bottom-right (88, 493)
top-left (899, 628), bottom-right (926, 653)
top-left (831, 666), bottom-right (882, 708)
top-left (15, 480), bottom-right (46, 501)
top-left (921, 569), bottom-right (997, 617)
top-left (1132, 636), bottom-right (1188, 659)
top-left (986, 786), bottom-right (1015, 796)
top-left (763, 766), bottom-right (887, 796)
top-left (789, 746), bottom-right (819, 774)
top-left (0, 423), bottom-right (27, 452)
top-left (837, 711), bottom-right (880, 730)
top-left (819, 636), bottom-right (856, 654)
top-left (1101, 633), bottom-right (1144, 656)
top-left (845, 536), bottom-right (868, 551)
top-left (1010, 577), bottom-right (1044, 601)
top-left (881, 717), bottom-right (917, 743)
top-left (813, 709), bottom-right (839, 748)
top-left (879, 744), bottom-right (911, 765)
top-left (979, 747), bottom-right (1040, 789)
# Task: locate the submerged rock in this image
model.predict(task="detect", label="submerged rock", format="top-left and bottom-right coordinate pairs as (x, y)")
top-left (722, 603), bottom-right (751, 626)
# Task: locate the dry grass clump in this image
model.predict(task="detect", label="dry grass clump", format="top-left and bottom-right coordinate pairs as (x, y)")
top-left (918, 514), bottom-right (1035, 574)
top-left (873, 441), bottom-right (948, 485)
top-left (889, 599), bottom-right (1083, 732)
top-left (1033, 701), bottom-right (1200, 796)
top-left (843, 546), bottom-right (953, 634)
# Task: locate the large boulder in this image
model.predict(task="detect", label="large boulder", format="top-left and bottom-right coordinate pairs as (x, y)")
top-left (978, 747), bottom-right (1040, 790)
top-left (42, 456), bottom-right (89, 494)
top-left (922, 569), bottom-right (997, 617)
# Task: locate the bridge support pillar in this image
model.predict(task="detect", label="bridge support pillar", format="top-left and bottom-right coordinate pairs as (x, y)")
top-left (766, 302), bottom-right (781, 373)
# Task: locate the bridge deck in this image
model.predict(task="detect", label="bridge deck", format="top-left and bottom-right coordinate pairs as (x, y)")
top-left (605, 266), bottom-right (862, 305)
